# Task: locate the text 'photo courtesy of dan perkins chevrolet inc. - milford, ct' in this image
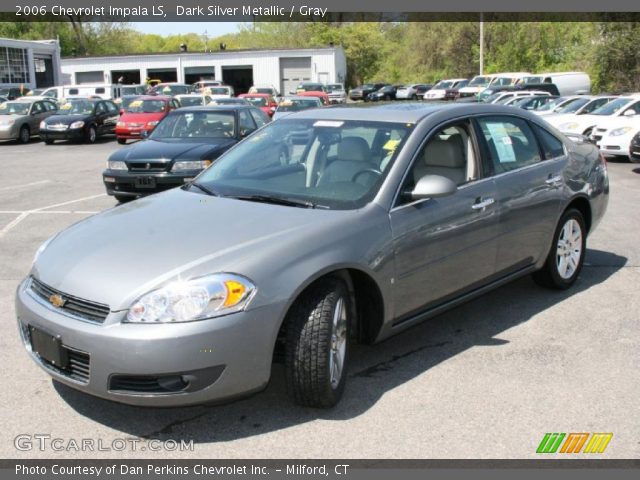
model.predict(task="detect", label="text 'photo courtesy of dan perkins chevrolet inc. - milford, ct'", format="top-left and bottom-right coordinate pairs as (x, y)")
top-left (40, 5), bottom-right (329, 19)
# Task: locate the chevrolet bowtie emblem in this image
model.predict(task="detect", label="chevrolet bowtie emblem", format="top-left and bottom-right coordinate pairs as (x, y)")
top-left (145, 163), bottom-right (151, 170)
top-left (49, 294), bottom-right (66, 308)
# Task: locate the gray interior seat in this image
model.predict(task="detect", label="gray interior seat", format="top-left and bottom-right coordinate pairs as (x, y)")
top-left (413, 135), bottom-right (466, 185)
top-left (318, 137), bottom-right (374, 185)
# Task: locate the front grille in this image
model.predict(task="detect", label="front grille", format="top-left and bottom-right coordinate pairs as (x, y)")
top-left (46, 124), bottom-right (68, 131)
top-left (604, 145), bottom-right (621, 150)
top-left (29, 277), bottom-right (110, 324)
top-left (127, 123), bottom-right (144, 128)
top-left (109, 375), bottom-right (188, 394)
top-left (128, 162), bottom-right (168, 172)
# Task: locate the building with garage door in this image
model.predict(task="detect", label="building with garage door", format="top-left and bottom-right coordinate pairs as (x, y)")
top-left (60, 46), bottom-right (346, 95)
top-left (0, 38), bottom-right (62, 90)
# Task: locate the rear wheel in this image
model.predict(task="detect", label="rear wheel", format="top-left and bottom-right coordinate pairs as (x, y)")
top-left (285, 277), bottom-right (350, 408)
top-left (18, 125), bottom-right (30, 144)
top-left (533, 209), bottom-right (586, 289)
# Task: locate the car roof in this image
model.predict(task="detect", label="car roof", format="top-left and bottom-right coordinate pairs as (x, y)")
top-left (239, 93), bottom-right (270, 97)
top-left (173, 105), bottom-right (252, 113)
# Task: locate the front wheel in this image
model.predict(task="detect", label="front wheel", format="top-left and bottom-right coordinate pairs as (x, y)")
top-left (86, 125), bottom-right (97, 144)
top-left (117, 138), bottom-right (127, 145)
top-left (18, 126), bottom-right (30, 144)
top-left (533, 209), bottom-right (586, 289)
top-left (285, 277), bottom-right (351, 408)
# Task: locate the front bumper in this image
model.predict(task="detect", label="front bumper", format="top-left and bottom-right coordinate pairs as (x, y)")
top-left (115, 126), bottom-right (151, 140)
top-left (102, 170), bottom-right (200, 197)
top-left (41, 128), bottom-right (85, 142)
top-left (15, 278), bottom-right (283, 406)
top-left (0, 125), bottom-right (19, 140)
top-left (328, 96), bottom-right (346, 104)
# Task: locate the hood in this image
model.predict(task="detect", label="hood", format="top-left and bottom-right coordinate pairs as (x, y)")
top-left (33, 188), bottom-right (349, 310)
top-left (109, 138), bottom-right (236, 162)
top-left (119, 111), bottom-right (166, 123)
top-left (272, 112), bottom-right (293, 120)
top-left (45, 114), bottom-right (92, 125)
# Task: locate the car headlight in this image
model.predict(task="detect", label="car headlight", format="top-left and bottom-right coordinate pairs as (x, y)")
top-left (559, 122), bottom-right (579, 131)
top-left (609, 126), bottom-right (633, 137)
top-left (70, 121), bottom-right (84, 129)
top-left (39, 121), bottom-right (46, 129)
top-left (171, 160), bottom-right (212, 171)
top-left (146, 121), bottom-right (159, 127)
top-left (126, 273), bottom-right (256, 323)
top-left (116, 121), bottom-right (125, 127)
top-left (107, 160), bottom-right (127, 170)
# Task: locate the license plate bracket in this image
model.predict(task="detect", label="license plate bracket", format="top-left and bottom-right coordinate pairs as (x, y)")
top-left (134, 176), bottom-right (156, 188)
top-left (30, 326), bottom-right (68, 369)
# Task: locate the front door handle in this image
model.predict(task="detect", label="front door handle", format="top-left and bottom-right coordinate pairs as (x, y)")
top-left (471, 198), bottom-right (495, 210)
top-left (545, 174), bottom-right (563, 186)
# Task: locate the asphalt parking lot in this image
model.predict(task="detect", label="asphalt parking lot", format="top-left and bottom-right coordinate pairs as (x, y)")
top-left (0, 136), bottom-right (638, 459)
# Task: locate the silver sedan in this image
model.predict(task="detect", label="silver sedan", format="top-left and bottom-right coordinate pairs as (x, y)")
top-left (0, 98), bottom-right (57, 142)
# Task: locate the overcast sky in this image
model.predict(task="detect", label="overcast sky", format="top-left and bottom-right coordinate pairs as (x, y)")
top-left (132, 22), bottom-right (240, 37)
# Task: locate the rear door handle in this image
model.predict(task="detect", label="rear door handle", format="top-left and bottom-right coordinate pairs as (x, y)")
top-left (545, 174), bottom-right (563, 186)
top-left (471, 198), bottom-right (495, 210)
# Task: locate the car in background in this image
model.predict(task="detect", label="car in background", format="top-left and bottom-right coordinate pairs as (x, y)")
top-left (457, 75), bottom-right (494, 98)
top-left (0, 98), bottom-right (57, 143)
top-left (508, 95), bottom-right (559, 111)
top-left (238, 93), bottom-right (279, 117)
top-left (116, 96), bottom-right (179, 144)
top-left (204, 85), bottom-right (235, 99)
top-left (590, 115), bottom-right (640, 158)
top-left (326, 83), bottom-right (346, 104)
top-left (367, 85), bottom-right (401, 102)
top-left (0, 87), bottom-right (30, 100)
top-left (20, 103), bottom-right (608, 409)
top-left (423, 79), bottom-right (468, 100)
top-left (489, 72), bottom-right (531, 87)
top-left (534, 96), bottom-right (590, 116)
top-left (294, 82), bottom-right (326, 94)
top-left (297, 90), bottom-right (330, 106)
top-left (148, 83), bottom-right (193, 96)
top-left (40, 98), bottom-right (119, 144)
top-left (119, 85), bottom-right (147, 96)
top-left (542, 96), bottom-right (616, 123)
top-left (249, 85), bottom-right (280, 98)
top-left (395, 84), bottom-right (433, 100)
top-left (193, 80), bottom-right (223, 93)
top-left (209, 98), bottom-right (251, 106)
top-left (444, 79), bottom-right (470, 100)
top-left (272, 96), bottom-right (322, 120)
top-left (482, 90), bottom-right (550, 105)
top-left (348, 83), bottom-right (387, 101)
top-left (520, 72), bottom-right (591, 95)
top-left (628, 131), bottom-right (640, 163)
top-left (550, 95), bottom-right (640, 137)
top-left (102, 105), bottom-right (270, 202)
top-left (114, 95), bottom-right (143, 114)
top-left (174, 94), bottom-right (213, 107)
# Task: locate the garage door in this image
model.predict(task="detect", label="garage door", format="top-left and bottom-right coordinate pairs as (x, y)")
top-left (280, 57), bottom-right (311, 95)
top-left (75, 71), bottom-right (104, 84)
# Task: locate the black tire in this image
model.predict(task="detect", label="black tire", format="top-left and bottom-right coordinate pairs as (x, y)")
top-left (114, 195), bottom-right (133, 203)
top-left (117, 138), bottom-right (127, 145)
top-left (533, 208), bottom-right (586, 290)
top-left (411, 94), bottom-right (418, 100)
top-left (285, 277), bottom-right (351, 408)
top-left (86, 125), bottom-right (97, 144)
top-left (44, 139), bottom-right (54, 145)
top-left (18, 125), bottom-right (30, 144)
top-left (629, 155), bottom-right (640, 164)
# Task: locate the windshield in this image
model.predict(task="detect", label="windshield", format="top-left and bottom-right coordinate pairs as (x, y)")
top-left (0, 102), bottom-right (29, 115)
top-left (468, 76), bottom-right (491, 87)
top-left (297, 84), bottom-right (323, 92)
top-left (194, 119), bottom-right (412, 210)
top-left (522, 76), bottom-right (543, 84)
top-left (178, 96), bottom-right (206, 107)
top-left (244, 97), bottom-right (267, 107)
top-left (253, 88), bottom-right (273, 94)
top-left (433, 81), bottom-right (453, 89)
top-left (481, 92), bottom-right (502, 103)
top-left (121, 86), bottom-right (144, 95)
top-left (55, 101), bottom-right (94, 115)
top-left (277, 99), bottom-right (320, 112)
top-left (209, 87), bottom-right (230, 95)
top-left (494, 94), bottom-right (515, 104)
top-left (326, 84), bottom-right (343, 92)
top-left (579, 98), bottom-right (614, 114)
top-left (125, 99), bottom-right (166, 113)
top-left (550, 97), bottom-right (588, 113)
top-left (158, 85), bottom-right (191, 95)
top-left (150, 111), bottom-right (235, 140)
top-left (491, 77), bottom-right (516, 86)
top-left (591, 98), bottom-right (632, 116)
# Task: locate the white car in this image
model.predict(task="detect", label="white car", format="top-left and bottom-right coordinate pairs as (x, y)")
top-left (590, 115), bottom-right (640, 157)
top-left (423, 78), bottom-right (467, 100)
top-left (457, 75), bottom-right (494, 98)
top-left (396, 84), bottom-right (430, 100)
top-left (550, 96), bottom-right (640, 137)
top-left (325, 83), bottom-right (346, 104)
top-left (204, 85), bottom-right (234, 99)
top-left (534, 96), bottom-right (590, 116)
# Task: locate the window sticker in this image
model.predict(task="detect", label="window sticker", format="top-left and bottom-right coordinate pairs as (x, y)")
top-left (129, 100), bottom-right (143, 108)
top-left (485, 122), bottom-right (516, 163)
top-left (313, 120), bottom-right (344, 128)
top-left (383, 139), bottom-right (400, 151)
top-left (60, 103), bottom-right (73, 110)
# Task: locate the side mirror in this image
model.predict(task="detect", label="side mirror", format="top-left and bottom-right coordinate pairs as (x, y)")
top-left (624, 109), bottom-right (636, 117)
top-left (406, 174), bottom-right (457, 201)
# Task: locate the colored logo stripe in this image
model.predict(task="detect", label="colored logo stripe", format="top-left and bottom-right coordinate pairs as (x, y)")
top-left (560, 433), bottom-right (589, 453)
top-left (537, 433), bottom-right (566, 453)
top-left (537, 433), bottom-right (613, 454)
top-left (583, 433), bottom-right (613, 453)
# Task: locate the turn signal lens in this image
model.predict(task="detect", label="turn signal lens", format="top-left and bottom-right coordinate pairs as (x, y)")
top-left (223, 280), bottom-right (246, 307)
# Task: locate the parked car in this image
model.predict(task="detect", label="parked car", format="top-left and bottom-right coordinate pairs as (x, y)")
top-left (534, 96), bottom-right (591, 116)
top-left (238, 93), bottom-right (279, 116)
top-left (204, 86), bottom-right (234, 99)
top-left (395, 84), bottom-right (432, 100)
top-left (367, 85), bottom-right (401, 102)
top-left (40, 99), bottom-right (119, 144)
top-left (193, 80), bottom-right (223, 93)
top-left (116, 95), bottom-right (179, 144)
top-left (249, 85), bottom-right (280, 98)
top-left (102, 105), bottom-right (270, 201)
top-left (18, 103), bottom-right (608, 408)
top-left (508, 95), bottom-right (559, 111)
top-left (148, 83), bottom-right (193, 96)
top-left (294, 82), bottom-right (326, 94)
top-left (521, 72), bottom-right (591, 95)
top-left (444, 79), bottom-right (470, 100)
top-left (209, 98), bottom-right (251, 106)
top-left (297, 90), bottom-right (330, 106)
top-left (423, 79), bottom-right (468, 100)
top-left (552, 95), bottom-right (640, 137)
top-left (483, 90), bottom-right (550, 105)
top-left (348, 83), bottom-right (387, 101)
top-left (0, 98), bottom-right (57, 143)
top-left (543, 96), bottom-right (617, 125)
top-left (174, 94), bottom-right (213, 107)
top-left (114, 95), bottom-right (143, 114)
top-left (272, 96), bottom-right (322, 120)
top-left (0, 87), bottom-right (30, 100)
top-left (489, 72), bottom-right (531, 87)
top-left (326, 83), bottom-right (347, 104)
top-left (590, 114), bottom-right (640, 157)
top-left (457, 75), bottom-right (494, 98)
top-left (628, 131), bottom-right (640, 163)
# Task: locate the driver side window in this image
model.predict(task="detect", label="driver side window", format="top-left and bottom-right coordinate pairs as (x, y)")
top-left (239, 110), bottom-right (256, 136)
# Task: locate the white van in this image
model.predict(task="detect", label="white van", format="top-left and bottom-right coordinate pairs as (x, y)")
top-left (27, 84), bottom-right (125, 101)
top-left (521, 72), bottom-right (591, 96)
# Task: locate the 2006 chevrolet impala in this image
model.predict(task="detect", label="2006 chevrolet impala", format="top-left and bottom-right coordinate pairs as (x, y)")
top-left (16, 103), bottom-right (609, 408)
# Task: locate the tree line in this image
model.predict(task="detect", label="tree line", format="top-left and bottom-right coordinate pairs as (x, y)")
top-left (1, 21), bottom-right (639, 93)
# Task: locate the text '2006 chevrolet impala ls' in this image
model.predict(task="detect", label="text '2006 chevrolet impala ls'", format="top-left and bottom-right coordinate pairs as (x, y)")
top-left (16, 103), bottom-right (608, 408)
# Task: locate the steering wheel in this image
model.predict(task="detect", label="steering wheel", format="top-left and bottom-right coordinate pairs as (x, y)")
top-left (351, 168), bottom-right (382, 184)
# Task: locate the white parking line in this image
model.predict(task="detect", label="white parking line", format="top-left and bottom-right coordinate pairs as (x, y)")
top-left (0, 193), bottom-right (106, 239)
top-left (0, 210), bottom-right (99, 215)
top-left (0, 180), bottom-right (51, 192)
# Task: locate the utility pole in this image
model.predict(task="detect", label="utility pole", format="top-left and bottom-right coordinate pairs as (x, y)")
top-left (479, 12), bottom-right (484, 75)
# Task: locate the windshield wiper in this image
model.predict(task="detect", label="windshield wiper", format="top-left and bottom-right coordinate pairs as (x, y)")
top-left (229, 194), bottom-right (322, 209)
top-left (187, 182), bottom-right (219, 197)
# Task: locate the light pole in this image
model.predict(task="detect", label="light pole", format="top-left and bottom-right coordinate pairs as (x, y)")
top-left (479, 13), bottom-right (484, 75)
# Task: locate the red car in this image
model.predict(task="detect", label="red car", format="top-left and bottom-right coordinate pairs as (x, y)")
top-left (297, 90), bottom-right (330, 106)
top-left (238, 93), bottom-right (278, 117)
top-left (115, 95), bottom-right (179, 144)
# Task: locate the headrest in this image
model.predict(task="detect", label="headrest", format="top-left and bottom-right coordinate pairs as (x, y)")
top-left (338, 136), bottom-right (370, 162)
top-left (423, 136), bottom-right (465, 168)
